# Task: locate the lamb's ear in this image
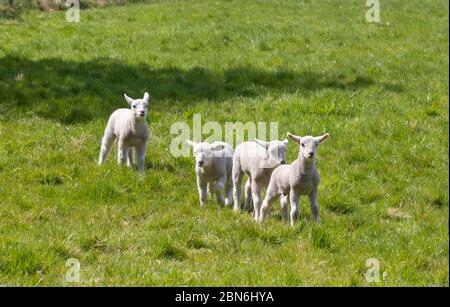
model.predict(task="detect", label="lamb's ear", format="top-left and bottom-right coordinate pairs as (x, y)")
top-left (283, 138), bottom-right (289, 145)
top-left (143, 92), bottom-right (150, 102)
top-left (254, 139), bottom-right (269, 149)
top-left (186, 139), bottom-right (196, 147)
top-left (315, 133), bottom-right (330, 143)
top-left (211, 143), bottom-right (225, 151)
top-left (124, 94), bottom-right (133, 106)
top-left (287, 132), bottom-right (301, 144)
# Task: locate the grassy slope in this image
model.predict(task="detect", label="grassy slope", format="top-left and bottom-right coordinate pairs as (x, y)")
top-left (0, 0), bottom-right (448, 286)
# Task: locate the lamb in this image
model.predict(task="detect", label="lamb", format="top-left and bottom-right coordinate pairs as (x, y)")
top-left (98, 92), bottom-right (150, 172)
top-left (186, 140), bottom-right (234, 207)
top-left (232, 139), bottom-right (288, 221)
top-left (259, 132), bottom-right (330, 226)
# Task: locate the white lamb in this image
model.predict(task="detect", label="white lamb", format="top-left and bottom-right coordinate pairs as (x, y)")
top-left (259, 132), bottom-right (330, 226)
top-left (186, 140), bottom-right (234, 207)
top-left (232, 139), bottom-right (288, 221)
top-left (98, 92), bottom-right (150, 172)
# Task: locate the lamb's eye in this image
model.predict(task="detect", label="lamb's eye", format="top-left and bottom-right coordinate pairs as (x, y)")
top-left (133, 105), bottom-right (137, 108)
top-left (301, 143), bottom-right (305, 147)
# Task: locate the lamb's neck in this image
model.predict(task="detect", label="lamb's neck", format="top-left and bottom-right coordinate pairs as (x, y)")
top-left (292, 155), bottom-right (315, 177)
top-left (198, 164), bottom-right (215, 178)
top-left (130, 115), bottom-right (147, 131)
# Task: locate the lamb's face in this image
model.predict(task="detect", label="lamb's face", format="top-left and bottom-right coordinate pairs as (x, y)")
top-left (299, 136), bottom-right (319, 160)
top-left (131, 99), bottom-right (148, 118)
top-left (288, 133), bottom-right (330, 161)
top-left (186, 140), bottom-right (225, 168)
top-left (124, 92), bottom-right (150, 120)
top-left (267, 140), bottom-right (288, 165)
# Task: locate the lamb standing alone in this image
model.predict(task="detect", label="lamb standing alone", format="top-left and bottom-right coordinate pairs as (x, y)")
top-left (232, 139), bottom-right (288, 221)
top-left (186, 140), bottom-right (234, 207)
top-left (259, 132), bottom-right (329, 226)
top-left (98, 92), bottom-right (149, 172)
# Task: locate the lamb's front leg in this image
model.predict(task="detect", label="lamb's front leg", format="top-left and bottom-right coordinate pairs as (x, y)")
top-left (197, 177), bottom-right (208, 207)
top-left (214, 178), bottom-right (226, 206)
top-left (127, 147), bottom-right (134, 168)
top-left (207, 183), bottom-right (213, 197)
top-left (224, 177), bottom-right (233, 207)
top-left (289, 190), bottom-right (300, 227)
top-left (117, 140), bottom-right (128, 166)
top-left (280, 194), bottom-right (289, 222)
top-left (136, 143), bottom-right (146, 172)
top-left (308, 188), bottom-right (320, 223)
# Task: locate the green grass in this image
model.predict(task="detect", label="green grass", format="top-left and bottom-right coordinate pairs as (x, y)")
top-left (0, 0), bottom-right (448, 286)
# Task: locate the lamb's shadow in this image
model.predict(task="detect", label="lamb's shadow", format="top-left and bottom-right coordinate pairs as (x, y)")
top-left (0, 55), bottom-right (402, 124)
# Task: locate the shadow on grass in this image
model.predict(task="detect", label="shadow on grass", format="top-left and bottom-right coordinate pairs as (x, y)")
top-left (0, 55), bottom-right (403, 124)
top-left (0, 0), bottom-right (173, 20)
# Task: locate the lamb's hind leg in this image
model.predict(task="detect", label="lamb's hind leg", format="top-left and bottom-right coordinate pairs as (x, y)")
top-left (232, 161), bottom-right (243, 212)
top-left (251, 180), bottom-right (264, 222)
top-left (244, 178), bottom-right (253, 212)
top-left (98, 132), bottom-right (115, 165)
top-left (259, 182), bottom-right (280, 223)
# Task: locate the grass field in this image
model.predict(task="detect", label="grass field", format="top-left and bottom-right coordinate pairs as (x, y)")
top-left (0, 0), bottom-right (448, 286)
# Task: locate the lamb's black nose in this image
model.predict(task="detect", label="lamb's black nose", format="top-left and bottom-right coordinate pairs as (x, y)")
top-left (308, 153), bottom-right (314, 158)
top-left (281, 160), bottom-right (286, 164)
top-left (198, 161), bottom-right (204, 167)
